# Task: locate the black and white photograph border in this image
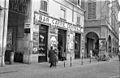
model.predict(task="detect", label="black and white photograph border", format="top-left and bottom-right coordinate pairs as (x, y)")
top-left (0, 0), bottom-right (120, 78)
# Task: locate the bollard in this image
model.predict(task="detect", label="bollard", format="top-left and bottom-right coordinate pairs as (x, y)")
top-left (118, 54), bottom-right (120, 77)
top-left (70, 57), bottom-right (72, 67)
top-left (64, 61), bottom-right (65, 67)
top-left (81, 48), bottom-right (84, 65)
top-left (118, 55), bottom-right (120, 62)
top-left (97, 56), bottom-right (99, 62)
top-left (81, 56), bottom-right (83, 65)
top-left (119, 56), bottom-right (120, 78)
top-left (90, 57), bottom-right (91, 63)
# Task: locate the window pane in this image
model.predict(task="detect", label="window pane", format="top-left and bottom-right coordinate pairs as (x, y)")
top-left (44, 1), bottom-right (47, 12)
top-left (40, 1), bottom-right (47, 12)
top-left (88, 2), bottom-right (96, 19)
top-left (61, 9), bottom-right (65, 19)
top-left (77, 17), bottom-right (80, 24)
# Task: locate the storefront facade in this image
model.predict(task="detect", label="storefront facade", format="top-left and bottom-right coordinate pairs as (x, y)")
top-left (28, 0), bottom-right (85, 63)
top-left (32, 11), bottom-right (84, 62)
top-left (0, 0), bottom-right (85, 66)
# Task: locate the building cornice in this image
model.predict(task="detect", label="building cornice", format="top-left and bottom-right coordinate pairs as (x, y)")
top-left (52, 0), bottom-right (85, 16)
top-left (65, 0), bottom-right (86, 12)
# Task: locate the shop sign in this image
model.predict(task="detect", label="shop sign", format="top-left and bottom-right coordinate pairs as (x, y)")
top-left (33, 32), bottom-right (39, 54)
top-left (24, 23), bottom-right (30, 28)
top-left (34, 12), bottom-right (82, 32)
top-left (68, 33), bottom-right (74, 50)
top-left (6, 29), bottom-right (13, 50)
top-left (50, 35), bottom-right (58, 48)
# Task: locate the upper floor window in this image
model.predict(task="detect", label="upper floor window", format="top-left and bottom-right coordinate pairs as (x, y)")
top-left (78, 0), bottom-right (81, 6)
top-left (88, 1), bottom-right (96, 19)
top-left (9, 0), bottom-right (28, 14)
top-left (81, 0), bottom-right (85, 9)
top-left (60, 7), bottom-right (66, 20)
top-left (40, 0), bottom-right (48, 12)
top-left (77, 16), bottom-right (81, 25)
top-left (69, 0), bottom-right (81, 6)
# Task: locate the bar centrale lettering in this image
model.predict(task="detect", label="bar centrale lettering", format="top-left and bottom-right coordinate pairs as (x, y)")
top-left (34, 12), bottom-right (82, 32)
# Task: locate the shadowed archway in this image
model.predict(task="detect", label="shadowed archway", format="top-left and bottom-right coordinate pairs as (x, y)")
top-left (86, 32), bottom-right (99, 58)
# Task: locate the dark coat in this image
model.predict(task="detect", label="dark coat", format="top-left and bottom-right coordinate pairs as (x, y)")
top-left (48, 49), bottom-right (57, 63)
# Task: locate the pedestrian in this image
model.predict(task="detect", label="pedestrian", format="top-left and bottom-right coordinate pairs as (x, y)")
top-left (48, 46), bottom-right (57, 68)
top-left (90, 50), bottom-right (93, 58)
top-left (60, 46), bottom-right (66, 61)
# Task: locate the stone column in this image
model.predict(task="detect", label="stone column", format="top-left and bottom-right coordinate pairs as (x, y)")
top-left (23, 0), bottom-right (32, 64)
top-left (67, 30), bottom-right (75, 60)
top-left (0, 0), bottom-right (9, 67)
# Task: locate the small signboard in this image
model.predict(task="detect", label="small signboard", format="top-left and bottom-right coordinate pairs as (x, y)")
top-left (99, 38), bottom-right (107, 56)
top-left (24, 23), bottom-right (30, 28)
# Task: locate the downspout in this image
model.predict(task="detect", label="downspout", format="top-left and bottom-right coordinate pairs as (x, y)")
top-left (1, 0), bottom-right (7, 67)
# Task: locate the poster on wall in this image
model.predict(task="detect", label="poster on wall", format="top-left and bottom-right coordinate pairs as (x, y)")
top-left (33, 32), bottom-right (39, 54)
top-left (49, 34), bottom-right (58, 48)
top-left (49, 26), bottom-right (58, 49)
top-left (99, 38), bottom-right (107, 56)
top-left (6, 29), bottom-right (13, 51)
top-left (67, 32), bottom-right (74, 53)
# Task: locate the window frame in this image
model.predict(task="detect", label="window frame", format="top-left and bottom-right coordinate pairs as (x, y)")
top-left (87, 1), bottom-right (96, 20)
top-left (76, 16), bottom-right (81, 25)
top-left (60, 7), bottom-right (66, 21)
top-left (40, 0), bottom-right (48, 13)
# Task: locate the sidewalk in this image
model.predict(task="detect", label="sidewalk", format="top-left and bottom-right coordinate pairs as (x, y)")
top-left (0, 57), bottom-right (118, 74)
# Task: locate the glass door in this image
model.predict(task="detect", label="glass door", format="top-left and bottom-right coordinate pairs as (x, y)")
top-left (38, 24), bottom-right (48, 62)
top-left (58, 29), bottom-right (66, 61)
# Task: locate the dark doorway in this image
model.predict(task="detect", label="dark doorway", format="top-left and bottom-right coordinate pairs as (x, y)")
top-left (58, 29), bottom-right (67, 61)
top-left (5, 27), bottom-right (18, 64)
top-left (38, 24), bottom-right (48, 62)
top-left (5, 0), bottom-right (30, 64)
top-left (108, 35), bottom-right (112, 58)
top-left (74, 33), bottom-right (81, 59)
top-left (87, 38), bottom-right (94, 57)
top-left (86, 32), bottom-right (99, 58)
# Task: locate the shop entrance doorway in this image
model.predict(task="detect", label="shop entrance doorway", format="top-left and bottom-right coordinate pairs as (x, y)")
top-left (58, 29), bottom-right (67, 61)
top-left (38, 24), bottom-right (48, 62)
top-left (74, 33), bottom-right (81, 59)
top-left (5, 27), bottom-right (17, 64)
top-left (5, 0), bottom-right (30, 64)
top-left (108, 35), bottom-right (112, 58)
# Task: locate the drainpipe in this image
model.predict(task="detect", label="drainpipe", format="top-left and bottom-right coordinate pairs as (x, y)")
top-left (1, 0), bottom-right (7, 67)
